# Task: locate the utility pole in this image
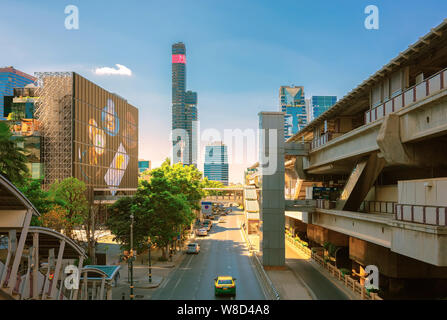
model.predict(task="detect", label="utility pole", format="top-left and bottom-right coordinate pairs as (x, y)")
top-left (129, 214), bottom-right (134, 300)
top-left (148, 242), bottom-right (152, 283)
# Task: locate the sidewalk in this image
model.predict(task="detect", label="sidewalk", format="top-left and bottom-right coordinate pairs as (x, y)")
top-left (105, 234), bottom-right (196, 300)
top-left (240, 227), bottom-right (312, 300)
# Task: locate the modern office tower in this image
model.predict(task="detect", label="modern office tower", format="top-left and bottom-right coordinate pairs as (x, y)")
top-left (310, 96), bottom-right (337, 121)
top-left (279, 86), bottom-right (307, 140)
top-left (204, 141), bottom-right (229, 185)
top-left (138, 159), bottom-right (151, 174)
top-left (0, 67), bottom-right (36, 120)
top-left (171, 42), bottom-right (198, 166)
top-left (33, 72), bottom-right (138, 200)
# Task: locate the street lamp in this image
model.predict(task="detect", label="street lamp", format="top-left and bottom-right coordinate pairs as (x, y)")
top-left (129, 214), bottom-right (134, 300)
top-left (148, 241), bottom-right (152, 283)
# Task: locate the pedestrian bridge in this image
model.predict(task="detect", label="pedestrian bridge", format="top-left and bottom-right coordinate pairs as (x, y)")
top-left (202, 188), bottom-right (244, 205)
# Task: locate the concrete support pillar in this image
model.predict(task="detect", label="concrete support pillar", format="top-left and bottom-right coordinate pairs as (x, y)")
top-left (341, 152), bottom-right (386, 212)
top-left (259, 112), bottom-right (285, 267)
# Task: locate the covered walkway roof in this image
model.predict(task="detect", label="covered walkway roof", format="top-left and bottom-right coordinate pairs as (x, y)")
top-left (0, 174), bottom-right (39, 214)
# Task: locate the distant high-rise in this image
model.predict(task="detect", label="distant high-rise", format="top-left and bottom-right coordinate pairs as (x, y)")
top-left (0, 67), bottom-right (36, 120)
top-left (310, 96), bottom-right (337, 121)
top-left (204, 142), bottom-right (229, 186)
top-left (138, 159), bottom-right (151, 174)
top-left (171, 42), bottom-right (198, 166)
top-left (279, 86), bottom-right (306, 140)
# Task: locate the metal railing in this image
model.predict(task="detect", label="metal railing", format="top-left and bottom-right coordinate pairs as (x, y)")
top-left (361, 201), bottom-right (397, 214)
top-left (250, 253), bottom-right (281, 300)
top-left (311, 132), bottom-right (332, 150)
top-left (395, 204), bottom-right (447, 226)
top-left (240, 223), bottom-right (280, 300)
top-left (365, 67), bottom-right (447, 124)
top-left (286, 234), bottom-right (382, 300)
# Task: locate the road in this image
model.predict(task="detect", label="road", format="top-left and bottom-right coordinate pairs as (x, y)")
top-left (285, 244), bottom-right (351, 300)
top-left (151, 208), bottom-right (266, 300)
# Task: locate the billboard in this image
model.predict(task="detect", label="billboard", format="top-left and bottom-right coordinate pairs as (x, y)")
top-left (72, 73), bottom-right (138, 194)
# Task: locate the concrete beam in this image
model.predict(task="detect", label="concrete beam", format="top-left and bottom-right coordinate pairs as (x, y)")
top-left (285, 141), bottom-right (310, 156)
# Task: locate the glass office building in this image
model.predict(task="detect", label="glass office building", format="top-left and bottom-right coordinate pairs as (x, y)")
top-left (310, 96), bottom-right (337, 121)
top-left (204, 142), bottom-right (229, 185)
top-left (279, 86), bottom-right (307, 140)
top-left (0, 67), bottom-right (36, 120)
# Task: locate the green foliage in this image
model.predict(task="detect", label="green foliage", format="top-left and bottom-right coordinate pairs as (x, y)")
top-left (154, 159), bottom-right (204, 210)
top-left (134, 178), bottom-right (193, 251)
top-left (106, 197), bottom-right (143, 251)
top-left (48, 177), bottom-right (89, 236)
top-left (323, 241), bottom-right (338, 258)
top-left (202, 177), bottom-right (225, 196)
top-left (0, 122), bottom-right (29, 185)
top-left (340, 268), bottom-right (351, 276)
top-left (19, 178), bottom-right (54, 226)
top-left (107, 160), bottom-right (198, 257)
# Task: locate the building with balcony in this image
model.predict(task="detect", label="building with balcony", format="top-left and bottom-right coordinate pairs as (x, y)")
top-left (259, 19), bottom-right (447, 299)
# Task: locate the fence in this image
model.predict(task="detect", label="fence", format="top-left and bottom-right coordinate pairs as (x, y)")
top-left (361, 201), bottom-right (397, 214)
top-left (240, 223), bottom-right (280, 300)
top-left (286, 234), bottom-right (382, 300)
top-left (365, 67), bottom-right (447, 124)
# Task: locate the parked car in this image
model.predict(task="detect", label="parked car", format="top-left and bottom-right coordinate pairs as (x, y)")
top-left (186, 243), bottom-right (200, 254)
top-left (214, 276), bottom-right (236, 296)
top-left (196, 228), bottom-right (208, 236)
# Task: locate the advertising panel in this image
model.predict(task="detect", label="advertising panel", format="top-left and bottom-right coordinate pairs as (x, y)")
top-left (73, 73), bottom-right (138, 193)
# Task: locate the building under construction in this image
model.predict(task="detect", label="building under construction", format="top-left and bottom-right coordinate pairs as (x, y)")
top-left (34, 72), bottom-right (139, 204)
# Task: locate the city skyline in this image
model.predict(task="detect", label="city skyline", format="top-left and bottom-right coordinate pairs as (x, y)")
top-left (2, 0), bottom-right (447, 182)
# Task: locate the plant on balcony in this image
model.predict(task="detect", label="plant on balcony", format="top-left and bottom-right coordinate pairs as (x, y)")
top-left (339, 268), bottom-right (351, 277)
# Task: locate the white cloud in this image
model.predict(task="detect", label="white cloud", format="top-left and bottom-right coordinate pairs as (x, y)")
top-left (94, 64), bottom-right (132, 76)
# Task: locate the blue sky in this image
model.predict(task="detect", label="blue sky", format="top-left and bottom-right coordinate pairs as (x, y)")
top-left (1, 0), bottom-right (446, 182)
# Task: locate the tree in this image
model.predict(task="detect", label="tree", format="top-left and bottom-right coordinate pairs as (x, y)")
top-left (38, 205), bottom-right (68, 232)
top-left (154, 159), bottom-right (204, 211)
top-left (0, 122), bottom-right (29, 186)
top-left (49, 177), bottom-right (88, 238)
top-left (19, 178), bottom-right (56, 226)
top-left (107, 196), bottom-right (148, 252)
top-left (136, 177), bottom-right (194, 260)
top-left (108, 160), bottom-right (199, 260)
top-left (202, 177), bottom-right (225, 196)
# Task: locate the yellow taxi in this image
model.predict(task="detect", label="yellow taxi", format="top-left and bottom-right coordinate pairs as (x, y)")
top-left (214, 276), bottom-right (236, 296)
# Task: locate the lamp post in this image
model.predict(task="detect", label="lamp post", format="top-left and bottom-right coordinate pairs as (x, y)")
top-left (129, 214), bottom-right (134, 300)
top-left (148, 242), bottom-right (152, 283)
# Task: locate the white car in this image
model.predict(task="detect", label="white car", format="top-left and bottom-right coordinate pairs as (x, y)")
top-left (196, 228), bottom-right (208, 236)
top-left (186, 243), bottom-right (200, 254)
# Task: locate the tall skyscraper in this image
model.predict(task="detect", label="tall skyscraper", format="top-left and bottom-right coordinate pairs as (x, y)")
top-left (0, 67), bottom-right (36, 120)
top-left (310, 96), bottom-right (337, 121)
top-left (171, 42), bottom-right (198, 166)
top-left (279, 86), bottom-right (307, 140)
top-left (204, 142), bottom-right (229, 186)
